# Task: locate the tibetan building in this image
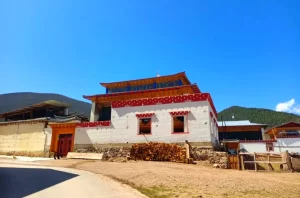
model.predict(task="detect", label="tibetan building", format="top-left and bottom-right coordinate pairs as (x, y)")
top-left (74, 72), bottom-right (218, 149)
top-left (265, 122), bottom-right (300, 139)
top-left (0, 100), bottom-right (88, 157)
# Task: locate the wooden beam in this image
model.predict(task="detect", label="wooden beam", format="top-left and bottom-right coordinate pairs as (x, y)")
top-left (218, 125), bottom-right (265, 132)
top-left (240, 155), bottom-right (245, 170)
top-left (95, 87), bottom-right (194, 103)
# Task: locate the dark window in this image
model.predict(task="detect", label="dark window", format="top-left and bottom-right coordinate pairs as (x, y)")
top-left (99, 107), bottom-right (111, 121)
top-left (173, 116), bottom-right (185, 133)
top-left (139, 118), bottom-right (151, 134)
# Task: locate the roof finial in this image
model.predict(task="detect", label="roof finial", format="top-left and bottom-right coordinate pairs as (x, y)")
top-left (156, 72), bottom-right (160, 77)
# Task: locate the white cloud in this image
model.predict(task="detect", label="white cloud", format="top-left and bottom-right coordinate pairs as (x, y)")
top-left (275, 98), bottom-right (300, 114)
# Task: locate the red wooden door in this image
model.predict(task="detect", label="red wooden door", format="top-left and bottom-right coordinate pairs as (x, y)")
top-left (57, 134), bottom-right (73, 157)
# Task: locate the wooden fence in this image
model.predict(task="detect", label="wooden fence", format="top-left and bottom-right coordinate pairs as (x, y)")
top-left (239, 151), bottom-right (296, 172)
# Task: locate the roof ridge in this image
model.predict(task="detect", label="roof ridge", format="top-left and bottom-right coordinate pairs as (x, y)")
top-left (99, 72), bottom-right (190, 87)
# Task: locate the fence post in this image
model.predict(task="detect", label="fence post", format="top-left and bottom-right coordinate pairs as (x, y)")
top-left (254, 152), bottom-right (257, 172)
top-left (185, 143), bottom-right (190, 160)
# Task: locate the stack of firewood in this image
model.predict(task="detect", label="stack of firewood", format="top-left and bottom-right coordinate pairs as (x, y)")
top-left (130, 142), bottom-right (186, 162)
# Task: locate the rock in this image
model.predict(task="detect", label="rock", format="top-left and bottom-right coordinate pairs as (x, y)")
top-left (213, 163), bottom-right (219, 168)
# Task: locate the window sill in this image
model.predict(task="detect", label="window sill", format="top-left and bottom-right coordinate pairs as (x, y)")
top-left (137, 133), bottom-right (152, 135)
top-left (171, 132), bottom-right (189, 134)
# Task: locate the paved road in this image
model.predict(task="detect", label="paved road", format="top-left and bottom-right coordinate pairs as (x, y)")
top-left (0, 160), bottom-right (146, 198)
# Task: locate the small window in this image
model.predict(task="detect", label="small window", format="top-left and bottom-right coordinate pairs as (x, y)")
top-left (99, 107), bottom-right (111, 121)
top-left (266, 142), bottom-right (274, 152)
top-left (139, 118), bottom-right (151, 134)
top-left (173, 116), bottom-right (185, 133)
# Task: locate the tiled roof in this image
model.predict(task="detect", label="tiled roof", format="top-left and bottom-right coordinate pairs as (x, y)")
top-left (0, 100), bottom-right (70, 118)
top-left (100, 72), bottom-right (191, 87)
top-left (217, 120), bottom-right (268, 127)
top-left (0, 112), bottom-right (88, 125)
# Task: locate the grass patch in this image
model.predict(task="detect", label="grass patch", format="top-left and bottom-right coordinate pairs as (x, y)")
top-left (67, 159), bottom-right (96, 169)
top-left (137, 186), bottom-right (175, 198)
top-left (238, 190), bottom-right (285, 198)
top-left (105, 174), bottom-right (175, 198)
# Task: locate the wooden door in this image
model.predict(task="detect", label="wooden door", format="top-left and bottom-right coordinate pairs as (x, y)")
top-left (228, 155), bottom-right (239, 169)
top-left (57, 134), bottom-right (73, 157)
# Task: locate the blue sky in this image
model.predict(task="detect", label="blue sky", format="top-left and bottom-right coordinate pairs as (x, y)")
top-left (1, 0), bottom-right (299, 113)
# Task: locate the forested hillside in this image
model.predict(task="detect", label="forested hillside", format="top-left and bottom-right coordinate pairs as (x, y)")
top-left (218, 106), bottom-right (300, 128)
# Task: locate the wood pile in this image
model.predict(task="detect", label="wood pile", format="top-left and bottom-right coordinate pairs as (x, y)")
top-left (130, 142), bottom-right (186, 162)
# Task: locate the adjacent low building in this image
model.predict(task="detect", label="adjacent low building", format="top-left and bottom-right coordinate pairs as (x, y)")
top-left (237, 122), bottom-right (300, 155)
top-left (218, 120), bottom-right (268, 141)
top-left (0, 100), bottom-right (87, 157)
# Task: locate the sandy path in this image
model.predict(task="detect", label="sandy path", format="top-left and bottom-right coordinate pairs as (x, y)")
top-left (38, 159), bottom-right (300, 198)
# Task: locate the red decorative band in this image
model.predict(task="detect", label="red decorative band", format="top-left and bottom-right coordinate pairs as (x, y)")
top-left (111, 93), bottom-right (217, 116)
top-left (77, 121), bottom-right (111, 127)
top-left (169, 111), bottom-right (190, 116)
top-left (136, 113), bottom-right (155, 118)
top-left (210, 112), bottom-right (213, 118)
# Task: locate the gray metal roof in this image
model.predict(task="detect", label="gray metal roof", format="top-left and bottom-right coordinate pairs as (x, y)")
top-left (217, 120), bottom-right (268, 127)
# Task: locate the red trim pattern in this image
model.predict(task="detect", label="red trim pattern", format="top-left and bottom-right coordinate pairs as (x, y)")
top-left (136, 113), bottom-right (155, 118)
top-left (239, 140), bottom-right (277, 143)
top-left (111, 93), bottom-right (217, 116)
top-left (76, 121), bottom-right (111, 127)
top-left (169, 111), bottom-right (190, 116)
top-left (210, 112), bottom-right (213, 118)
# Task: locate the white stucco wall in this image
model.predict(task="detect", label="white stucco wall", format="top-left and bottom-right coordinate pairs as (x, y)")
top-left (239, 142), bottom-right (268, 153)
top-left (75, 101), bottom-right (217, 145)
top-left (0, 123), bottom-right (47, 152)
top-left (274, 138), bottom-right (300, 154)
top-left (44, 127), bottom-right (52, 148)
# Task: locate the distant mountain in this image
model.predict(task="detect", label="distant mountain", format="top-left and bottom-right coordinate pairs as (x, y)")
top-left (0, 92), bottom-right (91, 117)
top-left (218, 106), bottom-right (300, 128)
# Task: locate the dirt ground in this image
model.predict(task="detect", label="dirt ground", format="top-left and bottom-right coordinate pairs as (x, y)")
top-left (39, 159), bottom-right (300, 198)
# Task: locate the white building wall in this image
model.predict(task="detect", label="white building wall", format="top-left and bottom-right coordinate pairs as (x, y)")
top-left (274, 138), bottom-right (300, 154)
top-left (44, 127), bottom-right (52, 148)
top-left (75, 101), bottom-right (216, 146)
top-left (239, 142), bottom-right (267, 153)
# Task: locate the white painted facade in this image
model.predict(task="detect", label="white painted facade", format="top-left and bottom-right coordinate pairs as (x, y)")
top-left (75, 101), bottom-right (218, 146)
top-left (239, 138), bottom-right (300, 154)
top-left (239, 142), bottom-right (268, 153)
top-left (274, 138), bottom-right (300, 154)
top-left (44, 127), bottom-right (52, 150)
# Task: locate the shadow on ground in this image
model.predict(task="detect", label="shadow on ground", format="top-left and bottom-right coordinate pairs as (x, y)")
top-left (0, 167), bottom-right (78, 198)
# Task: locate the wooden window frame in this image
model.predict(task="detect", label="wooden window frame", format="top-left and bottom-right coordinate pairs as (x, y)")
top-left (137, 117), bottom-right (152, 135)
top-left (171, 115), bottom-right (189, 134)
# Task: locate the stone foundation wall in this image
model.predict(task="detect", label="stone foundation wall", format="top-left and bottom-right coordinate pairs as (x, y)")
top-left (192, 147), bottom-right (228, 169)
top-left (74, 146), bottom-right (131, 161)
top-left (74, 144), bottom-right (228, 168)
